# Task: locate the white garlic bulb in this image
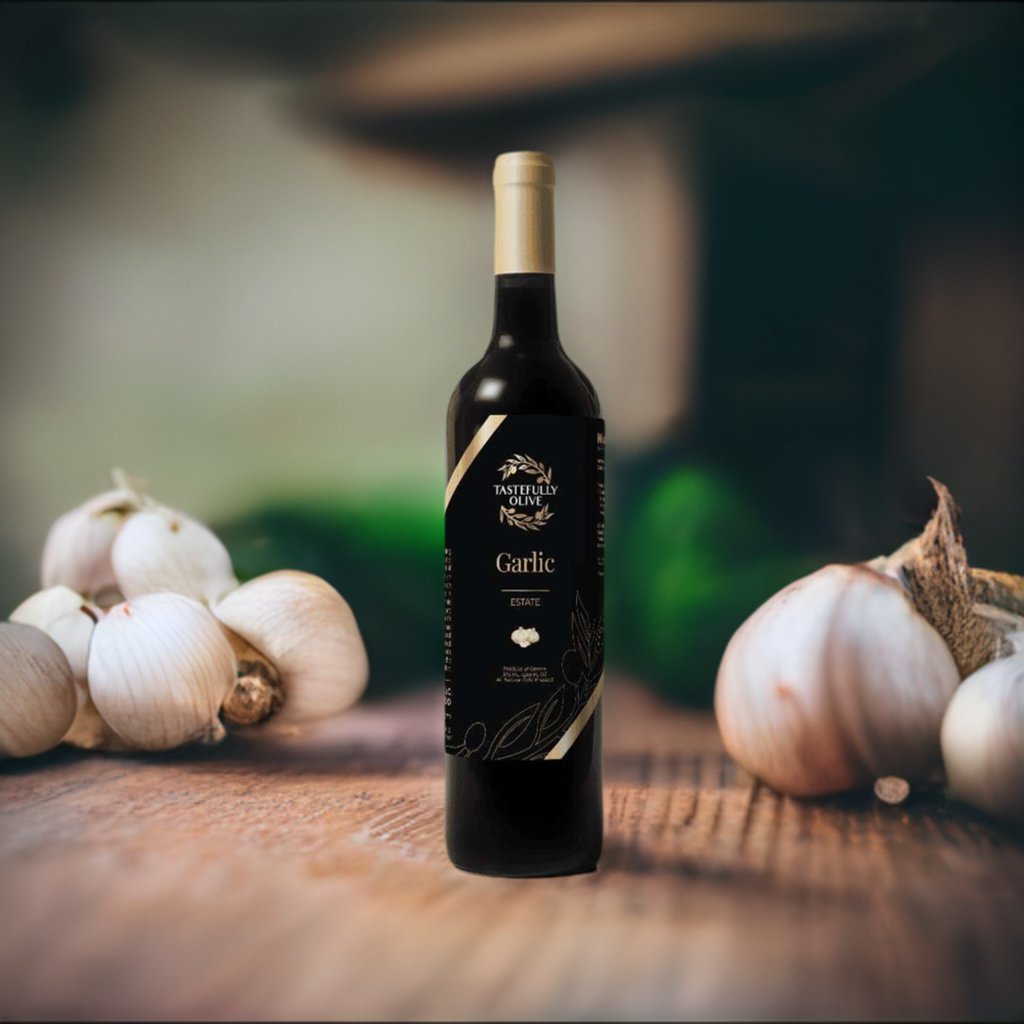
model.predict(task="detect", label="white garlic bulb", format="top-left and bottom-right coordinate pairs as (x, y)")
top-left (941, 653), bottom-right (1024, 824)
top-left (214, 570), bottom-right (368, 724)
top-left (715, 564), bottom-right (960, 796)
top-left (9, 585), bottom-right (110, 749)
top-left (0, 622), bottom-right (77, 758)
top-left (88, 592), bottom-right (236, 750)
top-left (41, 487), bottom-right (140, 604)
top-left (112, 507), bottom-right (238, 606)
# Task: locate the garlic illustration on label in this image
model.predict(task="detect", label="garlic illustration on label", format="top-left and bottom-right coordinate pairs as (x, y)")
top-left (511, 626), bottom-right (540, 648)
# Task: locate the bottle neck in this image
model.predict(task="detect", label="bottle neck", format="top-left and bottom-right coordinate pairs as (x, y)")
top-left (491, 274), bottom-right (559, 351)
top-left (491, 153), bottom-right (558, 351)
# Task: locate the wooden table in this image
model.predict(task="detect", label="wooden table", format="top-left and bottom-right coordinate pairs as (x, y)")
top-left (1, 681), bottom-right (1022, 1021)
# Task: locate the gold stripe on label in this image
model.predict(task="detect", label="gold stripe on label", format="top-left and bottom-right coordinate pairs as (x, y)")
top-left (545, 673), bottom-right (604, 760)
top-left (444, 414), bottom-right (507, 510)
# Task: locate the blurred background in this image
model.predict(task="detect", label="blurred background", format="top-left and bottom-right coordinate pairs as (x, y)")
top-left (1, 1), bottom-right (1021, 705)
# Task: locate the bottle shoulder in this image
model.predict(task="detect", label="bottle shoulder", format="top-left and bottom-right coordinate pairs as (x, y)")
top-left (449, 347), bottom-right (600, 419)
top-left (447, 347), bottom-right (600, 466)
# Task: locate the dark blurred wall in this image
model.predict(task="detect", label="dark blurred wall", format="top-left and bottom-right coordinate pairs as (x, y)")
top-left (1, 3), bottom-right (1022, 699)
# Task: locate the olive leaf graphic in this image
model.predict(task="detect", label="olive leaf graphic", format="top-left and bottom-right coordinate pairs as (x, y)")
top-left (499, 504), bottom-right (555, 531)
top-left (498, 454), bottom-right (553, 486)
top-left (571, 592), bottom-right (597, 673)
top-left (487, 702), bottom-right (542, 759)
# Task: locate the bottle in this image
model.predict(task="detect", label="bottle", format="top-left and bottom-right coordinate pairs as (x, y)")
top-left (444, 151), bottom-right (605, 877)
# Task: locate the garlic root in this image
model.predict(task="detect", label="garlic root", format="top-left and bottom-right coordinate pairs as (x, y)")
top-left (874, 776), bottom-right (911, 805)
top-left (220, 628), bottom-right (284, 727)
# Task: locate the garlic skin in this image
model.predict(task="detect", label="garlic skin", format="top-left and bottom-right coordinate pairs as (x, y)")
top-left (11, 586), bottom-right (96, 682)
top-left (88, 593), bottom-right (236, 750)
top-left (112, 507), bottom-right (238, 607)
top-left (941, 653), bottom-right (1024, 824)
top-left (715, 564), bottom-right (960, 797)
top-left (0, 622), bottom-right (77, 758)
top-left (9, 586), bottom-right (111, 749)
top-left (41, 488), bottom-right (140, 604)
top-left (214, 570), bottom-right (368, 724)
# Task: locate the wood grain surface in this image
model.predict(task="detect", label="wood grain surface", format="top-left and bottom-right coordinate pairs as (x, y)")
top-left (1, 681), bottom-right (1022, 1021)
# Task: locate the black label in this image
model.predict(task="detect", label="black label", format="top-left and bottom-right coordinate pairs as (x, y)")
top-left (445, 415), bottom-right (604, 760)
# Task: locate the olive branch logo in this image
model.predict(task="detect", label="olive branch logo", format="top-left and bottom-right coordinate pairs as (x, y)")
top-left (497, 454), bottom-right (555, 531)
top-left (498, 454), bottom-right (553, 485)
top-left (500, 503), bottom-right (554, 531)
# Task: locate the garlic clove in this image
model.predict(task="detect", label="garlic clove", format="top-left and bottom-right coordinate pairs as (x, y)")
top-left (111, 507), bottom-right (238, 607)
top-left (11, 585), bottom-right (96, 682)
top-left (88, 592), bottom-right (236, 751)
top-left (941, 653), bottom-right (1024, 824)
top-left (9, 585), bottom-right (113, 749)
top-left (41, 488), bottom-right (141, 604)
top-left (214, 570), bottom-right (369, 725)
top-left (0, 622), bottom-right (77, 758)
top-left (715, 564), bottom-right (960, 797)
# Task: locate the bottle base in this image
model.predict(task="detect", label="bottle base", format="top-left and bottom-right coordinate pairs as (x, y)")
top-left (447, 854), bottom-right (599, 879)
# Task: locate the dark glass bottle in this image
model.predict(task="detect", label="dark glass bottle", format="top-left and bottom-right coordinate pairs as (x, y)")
top-left (444, 152), bottom-right (604, 877)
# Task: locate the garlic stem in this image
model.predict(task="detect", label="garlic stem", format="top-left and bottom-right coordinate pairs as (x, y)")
top-left (871, 478), bottom-right (1000, 677)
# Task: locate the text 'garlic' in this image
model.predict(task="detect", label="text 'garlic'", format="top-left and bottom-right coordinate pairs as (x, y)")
top-left (89, 593), bottom-right (236, 750)
top-left (715, 564), bottom-right (960, 797)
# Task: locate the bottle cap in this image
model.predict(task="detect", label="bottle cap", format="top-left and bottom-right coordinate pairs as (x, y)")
top-left (493, 151), bottom-right (555, 188)
top-left (493, 152), bottom-right (555, 274)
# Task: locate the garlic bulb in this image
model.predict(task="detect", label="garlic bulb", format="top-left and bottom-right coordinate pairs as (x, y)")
top-left (0, 622), bottom-right (77, 758)
top-left (41, 487), bottom-right (140, 604)
top-left (715, 564), bottom-right (960, 797)
top-left (214, 570), bottom-right (368, 724)
top-left (941, 653), bottom-right (1024, 824)
top-left (89, 593), bottom-right (236, 750)
top-left (9, 586), bottom-right (110, 749)
top-left (112, 507), bottom-right (238, 606)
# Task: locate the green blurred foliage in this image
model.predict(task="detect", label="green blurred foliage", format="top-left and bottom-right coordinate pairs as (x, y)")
top-left (608, 466), bottom-right (821, 705)
top-left (217, 493), bottom-right (441, 700)
top-left (218, 467), bottom-right (822, 706)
